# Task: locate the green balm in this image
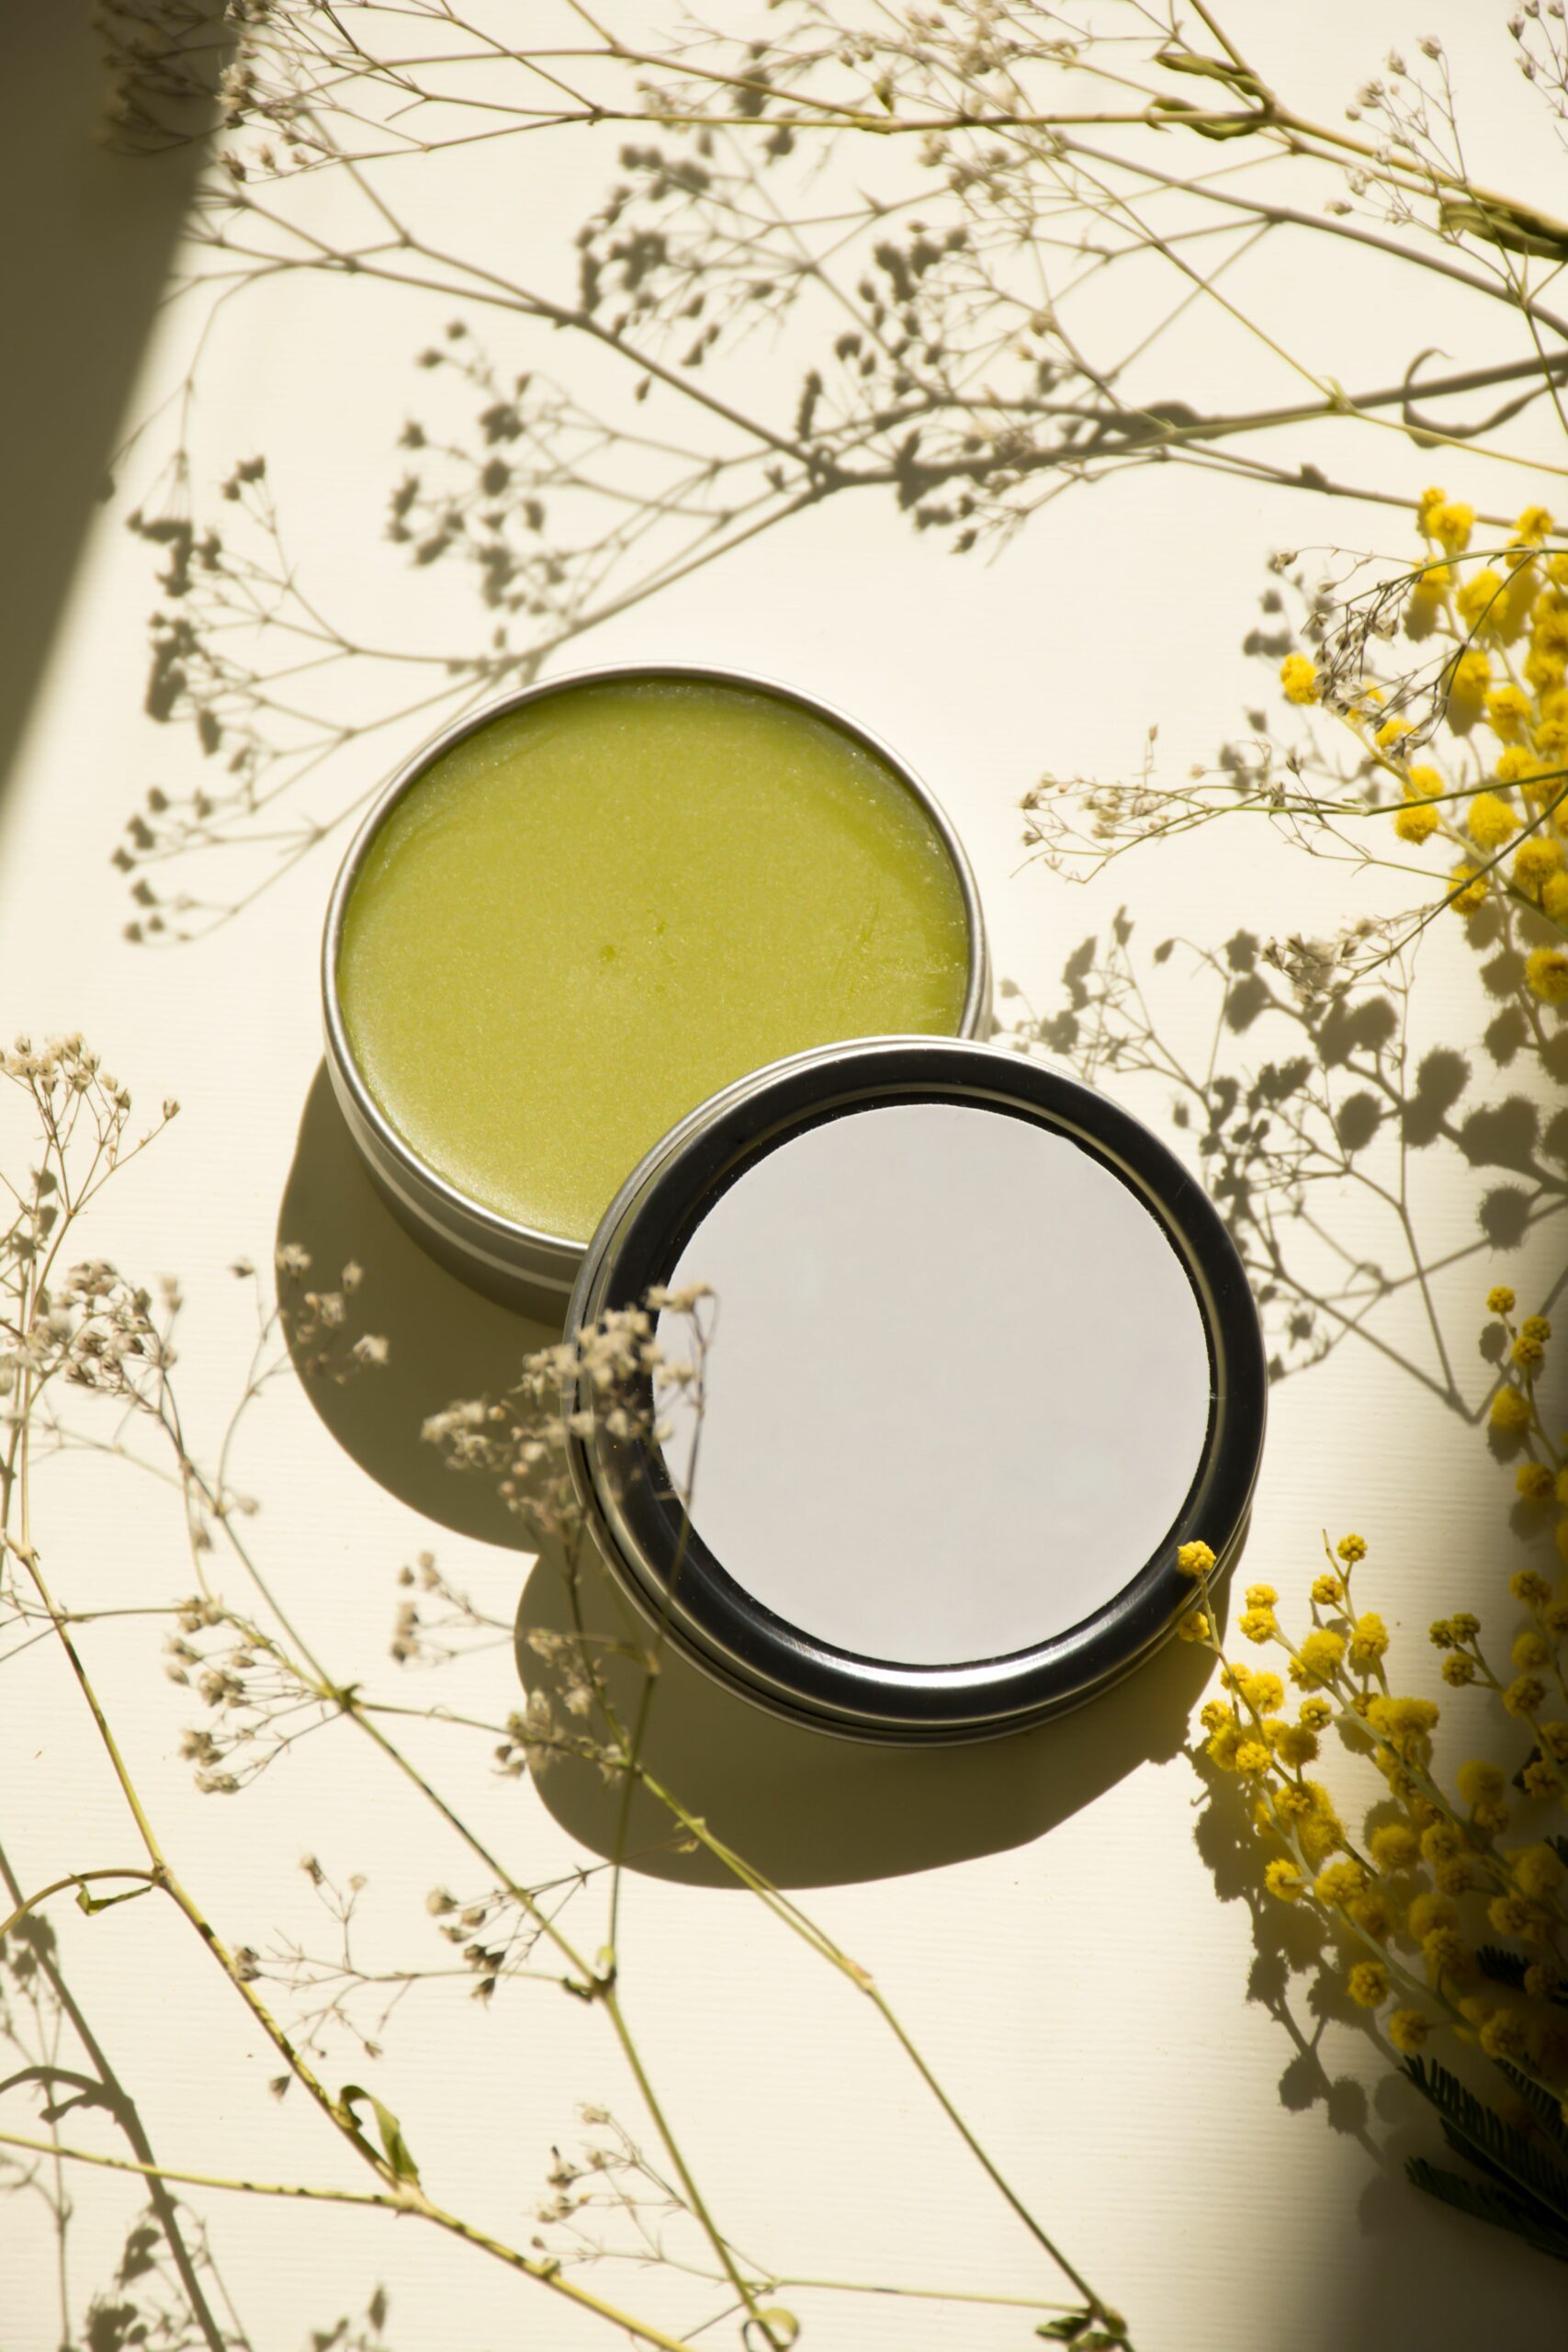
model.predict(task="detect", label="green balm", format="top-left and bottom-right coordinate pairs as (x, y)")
top-left (337, 679), bottom-right (972, 1243)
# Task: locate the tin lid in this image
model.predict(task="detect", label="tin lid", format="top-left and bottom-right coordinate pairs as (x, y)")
top-left (566, 1036), bottom-right (1266, 1742)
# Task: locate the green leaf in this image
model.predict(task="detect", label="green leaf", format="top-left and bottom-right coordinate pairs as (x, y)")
top-left (1407, 2155), bottom-right (1568, 2265)
top-left (1036, 2322), bottom-right (1092, 2343)
top-left (743, 2313), bottom-right (799, 2349)
top-left (341, 2085), bottom-right (422, 2185)
top-left (1438, 198), bottom-right (1568, 266)
top-left (74, 1882), bottom-right (152, 1919)
top-left (1402, 2057), bottom-right (1568, 2222)
top-left (1147, 98), bottom-right (1266, 141)
top-left (1153, 46), bottom-right (1266, 102)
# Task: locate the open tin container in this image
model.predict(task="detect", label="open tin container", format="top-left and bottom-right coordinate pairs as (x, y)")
top-left (565, 1036), bottom-right (1266, 1741)
top-left (322, 662), bottom-right (992, 1322)
top-left (322, 666), bottom-right (1265, 1743)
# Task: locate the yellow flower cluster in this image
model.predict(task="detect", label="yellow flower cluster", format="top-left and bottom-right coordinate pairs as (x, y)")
top-left (1280, 495), bottom-right (1568, 977)
top-left (1185, 1303), bottom-right (1568, 2117)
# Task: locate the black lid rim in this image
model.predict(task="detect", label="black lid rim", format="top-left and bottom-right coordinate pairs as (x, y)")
top-left (569, 1037), bottom-right (1267, 1737)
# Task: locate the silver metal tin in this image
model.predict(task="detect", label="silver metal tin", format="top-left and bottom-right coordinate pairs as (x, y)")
top-left (565, 1035), bottom-right (1268, 1744)
top-left (321, 664), bottom-right (991, 1321)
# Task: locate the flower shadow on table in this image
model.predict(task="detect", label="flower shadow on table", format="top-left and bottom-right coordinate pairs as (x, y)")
top-left (278, 1059), bottom-right (1226, 1890)
top-left (513, 1547), bottom-right (1227, 1893)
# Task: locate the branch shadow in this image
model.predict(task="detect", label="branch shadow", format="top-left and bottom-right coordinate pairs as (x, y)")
top-left (277, 1069), bottom-right (1235, 1892)
top-left (0, 12), bottom-right (223, 813)
top-left (276, 1063), bottom-right (546, 1550)
top-left (515, 1544), bottom-right (1232, 1891)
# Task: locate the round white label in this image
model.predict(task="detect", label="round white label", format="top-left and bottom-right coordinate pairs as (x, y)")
top-left (656, 1100), bottom-right (1213, 1666)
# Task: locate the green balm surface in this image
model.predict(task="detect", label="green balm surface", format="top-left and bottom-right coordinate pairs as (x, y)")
top-left (338, 679), bottom-right (972, 1242)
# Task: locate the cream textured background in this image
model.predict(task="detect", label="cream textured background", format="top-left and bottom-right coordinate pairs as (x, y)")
top-left (3, 5), bottom-right (1566, 2346)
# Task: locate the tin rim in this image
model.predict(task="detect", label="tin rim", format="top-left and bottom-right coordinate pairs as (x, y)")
top-left (565, 1035), bottom-right (1268, 1743)
top-left (321, 663), bottom-right (991, 1307)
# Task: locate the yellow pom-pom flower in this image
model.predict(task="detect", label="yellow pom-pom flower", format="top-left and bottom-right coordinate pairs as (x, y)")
top-left (1447, 861), bottom-right (1488, 914)
top-left (1467, 791), bottom-right (1517, 851)
top-left (1348, 1611), bottom-right (1390, 1669)
top-left (1514, 1844), bottom-right (1565, 1898)
top-left (1280, 653), bottom-right (1318, 706)
top-left (1176, 1540), bottom-right (1215, 1578)
top-left (1272, 1722), bottom-right (1318, 1768)
top-left (1388, 2008), bottom-right (1431, 2053)
top-left (1457, 1758), bottom-right (1506, 1806)
top-left (1457, 568), bottom-right (1506, 637)
top-left (1265, 1858), bottom-right (1304, 1902)
top-left (1488, 1284), bottom-right (1517, 1315)
top-left (1430, 501), bottom-right (1474, 554)
top-left (1348, 1960), bottom-right (1391, 2008)
top-left (1543, 872), bottom-right (1568, 923)
top-left (1370, 1822), bottom-right (1421, 1871)
top-left (1337, 1533), bottom-right (1369, 1566)
top-left (1515, 836), bottom-right (1565, 893)
top-left (1526, 945), bottom-right (1568, 1005)
top-left (1490, 1385), bottom-right (1532, 1436)
top-left (1293, 1627), bottom-right (1347, 1686)
top-left (1394, 802), bottom-right (1439, 844)
top-left (1487, 683), bottom-right (1534, 741)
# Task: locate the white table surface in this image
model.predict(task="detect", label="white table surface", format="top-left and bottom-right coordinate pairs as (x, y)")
top-left (3, 6), bottom-right (1565, 2346)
